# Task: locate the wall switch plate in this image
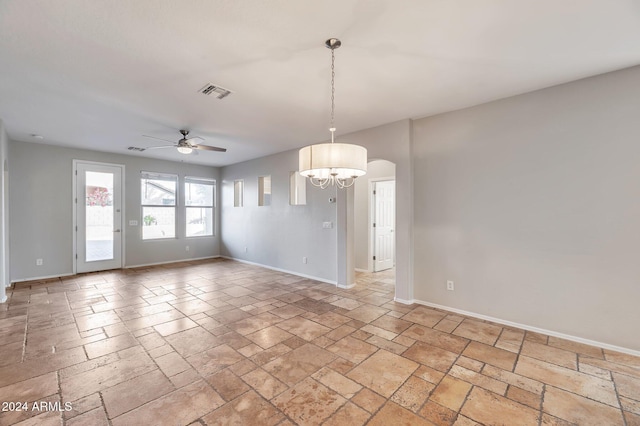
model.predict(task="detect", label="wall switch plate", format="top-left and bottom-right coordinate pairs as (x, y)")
top-left (447, 280), bottom-right (454, 291)
top-left (36, 258), bottom-right (43, 266)
top-left (129, 220), bottom-right (138, 226)
top-left (322, 221), bottom-right (333, 229)
top-left (185, 246), bottom-right (190, 252)
top-left (302, 257), bottom-right (308, 264)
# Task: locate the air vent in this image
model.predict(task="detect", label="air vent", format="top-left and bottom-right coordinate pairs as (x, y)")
top-left (128, 146), bottom-right (145, 151)
top-left (199, 83), bottom-right (232, 99)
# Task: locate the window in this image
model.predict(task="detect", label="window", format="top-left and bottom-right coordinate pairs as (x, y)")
top-left (141, 172), bottom-right (176, 240)
top-left (185, 177), bottom-right (215, 237)
top-left (234, 180), bottom-right (244, 207)
top-left (258, 175), bottom-right (271, 206)
top-left (289, 171), bottom-right (307, 205)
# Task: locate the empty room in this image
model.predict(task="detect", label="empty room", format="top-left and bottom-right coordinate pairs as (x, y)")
top-left (0, 1), bottom-right (639, 425)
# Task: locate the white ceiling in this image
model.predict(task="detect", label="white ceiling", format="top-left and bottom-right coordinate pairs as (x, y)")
top-left (1, 1), bottom-right (640, 167)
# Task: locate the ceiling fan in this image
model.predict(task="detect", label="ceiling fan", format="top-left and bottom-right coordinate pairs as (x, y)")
top-left (129, 130), bottom-right (227, 154)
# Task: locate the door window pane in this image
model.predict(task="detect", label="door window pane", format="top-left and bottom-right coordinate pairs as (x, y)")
top-left (85, 171), bottom-right (114, 261)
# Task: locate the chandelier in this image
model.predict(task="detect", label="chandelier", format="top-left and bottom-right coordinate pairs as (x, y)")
top-left (299, 38), bottom-right (367, 189)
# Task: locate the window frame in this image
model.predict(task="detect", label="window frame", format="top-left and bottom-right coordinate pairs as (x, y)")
top-left (184, 176), bottom-right (216, 238)
top-left (140, 171), bottom-right (178, 240)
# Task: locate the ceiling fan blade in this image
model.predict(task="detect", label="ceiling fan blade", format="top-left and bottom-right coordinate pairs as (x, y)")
top-left (185, 136), bottom-right (204, 144)
top-left (193, 144), bottom-right (227, 152)
top-left (144, 144), bottom-right (177, 150)
top-left (142, 135), bottom-right (176, 144)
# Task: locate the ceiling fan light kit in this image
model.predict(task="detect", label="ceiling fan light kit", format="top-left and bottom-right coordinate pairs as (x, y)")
top-left (298, 38), bottom-right (367, 189)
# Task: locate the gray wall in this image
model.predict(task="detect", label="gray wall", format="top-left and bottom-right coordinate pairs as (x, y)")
top-left (412, 65), bottom-right (640, 351)
top-left (0, 120), bottom-right (9, 301)
top-left (220, 149), bottom-right (337, 283)
top-left (354, 159), bottom-right (396, 271)
top-left (9, 141), bottom-right (220, 281)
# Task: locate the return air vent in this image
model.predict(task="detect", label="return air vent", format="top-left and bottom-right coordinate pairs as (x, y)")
top-left (128, 146), bottom-right (145, 152)
top-left (199, 83), bottom-right (232, 99)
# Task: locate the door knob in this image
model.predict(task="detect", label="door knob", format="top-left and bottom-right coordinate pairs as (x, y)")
top-left (113, 229), bottom-right (121, 233)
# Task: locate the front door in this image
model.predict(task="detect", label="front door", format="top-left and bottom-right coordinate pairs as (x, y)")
top-left (75, 161), bottom-right (123, 273)
top-left (373, 180), bottom-right (395, 272)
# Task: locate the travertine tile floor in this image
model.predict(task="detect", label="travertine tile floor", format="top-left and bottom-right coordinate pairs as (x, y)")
top-left (0, 259), bottom-right (639, 425)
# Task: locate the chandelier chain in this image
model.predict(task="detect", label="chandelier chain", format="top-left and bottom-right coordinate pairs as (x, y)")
top-left (330, 47), bottom-right (335, 130)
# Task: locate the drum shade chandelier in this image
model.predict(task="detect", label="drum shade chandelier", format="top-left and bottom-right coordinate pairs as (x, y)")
top-left (299, 38), bottom-right (367, 189)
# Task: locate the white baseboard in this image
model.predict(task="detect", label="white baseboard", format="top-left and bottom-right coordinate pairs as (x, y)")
top-left (125, 256), bottom-right (220, 269)
top-left (221, 256), bottom-right (337, 286)
top-left (0, 295), bottom-right (6, 303)
top-left (412, 298), bottom-right (640, 358)
top-left (394, 297), bottom-right (414, 305)
top-left (338, 282), bottom-right (357, 289)
top-left (11, 272), bottom-right (75, 283)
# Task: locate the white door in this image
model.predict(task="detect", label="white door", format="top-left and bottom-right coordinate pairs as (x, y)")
top-left (75, 161), bottom-right (123, 273)
top-left (373, 180), bottom-right (395, 272)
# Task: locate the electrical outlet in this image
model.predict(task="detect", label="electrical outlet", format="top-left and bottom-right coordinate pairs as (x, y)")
top-left (185, 246), bottom-right (190, 252)
top-left (36, 258), bottom-right (43, 266)
top-left (302, 257), bottom-right (308, 264)
top-left (447, 280), bottom-right (454, 291)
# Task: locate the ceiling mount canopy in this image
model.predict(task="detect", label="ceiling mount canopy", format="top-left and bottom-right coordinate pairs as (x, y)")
top-left (299, 38), bottom-right (367, 189)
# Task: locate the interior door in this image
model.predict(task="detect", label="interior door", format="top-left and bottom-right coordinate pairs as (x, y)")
top-left (75, 161), bottom-right (123, 273)
top-left (373, 180), bottom-right (395, 272)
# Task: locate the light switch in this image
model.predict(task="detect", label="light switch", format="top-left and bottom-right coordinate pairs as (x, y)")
top-left (129, 220), bottom-right (138, 226)
top-left (322, 221), bottom-right (333, 229)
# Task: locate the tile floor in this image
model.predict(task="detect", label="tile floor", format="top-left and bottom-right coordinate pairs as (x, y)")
top-left (0, 259), bottom-right (639, 425)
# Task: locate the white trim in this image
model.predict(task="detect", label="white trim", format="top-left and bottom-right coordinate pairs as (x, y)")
top-left (413, 298), bottom-right (640, 358)
top-left (337, 282), bottom-right (357, 289)
top-left (394, 297), bottom-right (414, 305)
top-left (12, 272), bottom-right (75, 283)
top-left (221, 256), bottom-right (337, 286)
top-left (125, 255), bottom-right (220, 269)
top-left (0, 295), bottom-right (7, 303)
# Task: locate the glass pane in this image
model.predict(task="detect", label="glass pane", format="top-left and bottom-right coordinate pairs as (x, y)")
top-left (234, 180), bottom-right (243, 207)
top-left (258, 176), bottom-right (271, 206)
top-left (141, 177), bottom-right (176, 205)
top-left (186, 207), bottom-right (213, 237)
top-left (85, 171), bottom-right (114, 261)
top-left (289, 171), bottom-right (307, 205)
top-left (185, 181), bottom-right (213, 206)
top-left (142, 206), bottom-right (175, 239)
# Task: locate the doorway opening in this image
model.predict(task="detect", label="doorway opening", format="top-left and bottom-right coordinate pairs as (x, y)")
top-left (354, 159), bottom-right (396, 285)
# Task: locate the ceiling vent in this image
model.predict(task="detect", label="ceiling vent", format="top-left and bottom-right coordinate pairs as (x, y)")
top-left (128, 146), bottom-right (145, 152)
top-left (199, 83), bottom-right (232, 99)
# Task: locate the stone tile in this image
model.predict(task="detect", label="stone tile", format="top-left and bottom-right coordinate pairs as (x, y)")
top-left (506, 385), bottom-right (541, 409)
top-left (263, 343), bottom-right (335, 386)
top-left (111, 380), bottom-right (224, 426)
top-left (621, 396), bottom-right (640, 415)
top-left (344, 305), bottom-right (389, 323)
top-left (515, 356), bottom-right (619, 407)
top-left (102, 370), bottom-right (174, 418)
top-left (0, 372), bottom-right (58, 404)
top-left (312, 311), bottom-right (352, 328)
top-left (327, 335), bottom-right (377, 364)
top-left (613, 372), bottom-right (640, 400)
top-left (462, 341), bottom-right (517, 371)
top-left (63, 393), bottom-right (102, 421)
top-left (391, 375), bottom-right (435, 412)
top-left (312, 367), bottom-right (362, 399)
top-left (548, 336), bottom-right (603, 358)
top-left (352, 388), bottom-right (386, 413)
top-left (347, 349), bottom-right (418, 398)
top-left (205, 368), bottom-right (250, 401)
top-left (323, 402), bottom-right (371, 426)
top-left (543, 386), bottom-right (625, 426)
top-left (246, 325), bottom-right (294, 349)
top-left (155, 351), bottom-right (192, 377)
top-left (481, 364), bottom-right (543, 394)
top-left (419, 400), bottom-right (457, 426)
top-left (414, 365), bottom-right (446, 384)
top-left (520, 340), bottom-right (577, 369)
top-left (242, 368), bottom-right (289, 399)
top-left (403, 324), bottom-right (469, 353)
top-left (202, 390), bottom-right (284, 425)
top-left (604, 350), bottom-right (640, 368)
top-left (429, 375), bottom-right (472, 412)
top-left (272, 377), bottom-right (346, 425)
top-left (433, 318), bottom-right (461, 334)
top-left (625, 411), bottom-right (640, 426)
top-left (84, 333), bottom-right (137, 359)
top-left (455, 356), bottom-right (483, 372)
top-left (75, 311), bottom-right (121, 332)
top-left (275, 316), bottom-right (330, 341)
top-left (153, 317), bottom-right (198, 336)
top-left (448, 365), bottom-right (508, 395)
top-left (453, 319), bottom-right (502, 346)
top-left (330, 297), bottom-right (362, 310)
top-left (186, 344), bottom-right (245, 376)
top-left (403, 341), bottom-right (458, 372)
top-left (402, 306), bottom-right (447, 328)
top-left (368, 402), bottom-right (436, 426)
top-left (371, 315), bottom-right (413, 334)
top-left (228, 312), bottom-right (283, 335)
top-left (164, 327), bottom-right (220, 357)
top-left (461, 387), bottom-right (539, 426)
